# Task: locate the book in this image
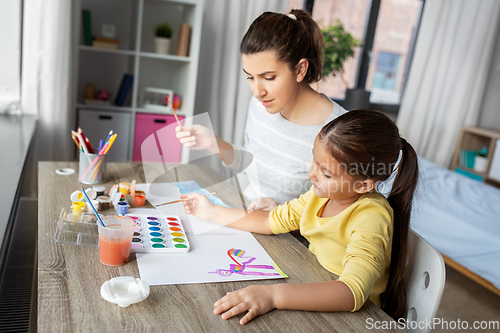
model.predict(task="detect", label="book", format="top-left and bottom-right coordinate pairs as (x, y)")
top-left (82, 10), bottom-right (93, 46)
top-left (94, 36), bottom-right (119, 44)
top-left (176, 23), bottom-right (191, 57)
top-left (459, 149), bottom-right (477, 169)
top-left (455, 167), bottom-right (483, 181)
top-left (92, 40), bottom-right (118, 50)
top-left (84, 98), bottom-right (111, 106)
top-left (115, 74), bottom-right (133, 106)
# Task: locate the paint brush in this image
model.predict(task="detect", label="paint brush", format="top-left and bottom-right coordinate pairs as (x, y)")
top-left (81, 188), bottom-right (105, 227)
top-left (155, 192), bottom-right (216, 207)
top-left (172, 107), bottom-right (182, 130)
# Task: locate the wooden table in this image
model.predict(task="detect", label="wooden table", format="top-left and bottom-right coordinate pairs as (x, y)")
top-left (38, 161), bottom-right (403, 332)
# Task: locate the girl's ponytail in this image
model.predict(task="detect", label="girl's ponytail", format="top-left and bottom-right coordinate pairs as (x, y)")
top-left (381, 139), bottom-right (419, 319)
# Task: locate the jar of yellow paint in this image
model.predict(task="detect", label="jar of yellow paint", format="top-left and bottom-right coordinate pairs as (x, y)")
top-left (119, 182), bottom-right (130, 195)
top-left (72, 201), bottom-right (86, 217)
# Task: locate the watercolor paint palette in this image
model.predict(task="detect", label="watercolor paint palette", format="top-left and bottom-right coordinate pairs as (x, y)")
top-left (54, 208), bottom-right (190, 254)
top-left (127, 214), bottom-right (190, 253)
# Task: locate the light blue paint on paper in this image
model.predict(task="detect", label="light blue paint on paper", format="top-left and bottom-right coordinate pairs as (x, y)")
top-left (171, 181), bottom-right (230, 207)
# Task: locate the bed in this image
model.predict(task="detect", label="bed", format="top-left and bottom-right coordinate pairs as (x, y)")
top-left (401, 157), bottom-right (500, 295)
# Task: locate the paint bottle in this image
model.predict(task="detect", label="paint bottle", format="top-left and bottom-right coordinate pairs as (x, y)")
top-left (134, 190), bottom-right (146, 206)
top-left (87, 199), bottom-right (99, 213)
top-left (93, 185), bottom-right (106, 197)
top-left (70, 190), bottom-right (84, 202)
top-left (97, 196), bottom-right (112, 211)
top-left (119, 182), bottom-right (130, 195)
top-left (72, 201), bottom-right (86, 217)
top-left (116, 201), bottom-right (129, 215)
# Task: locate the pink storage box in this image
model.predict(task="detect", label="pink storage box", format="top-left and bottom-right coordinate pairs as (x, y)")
top-left (133, 113), bottom-right (184, 163)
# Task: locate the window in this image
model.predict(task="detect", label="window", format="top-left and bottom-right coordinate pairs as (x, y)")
top-left (295, 0), bottom-right (370, 100)
top-left (373, 52), bottom-right (400, 90)
top-left (0, 0), bottom-right (22, 113)
top-left (366, 0), bottom-right (422, 105)
top-left (287, 0), bottom-right (304, 10)
top-left (287, 0), bottom-right (424, 112)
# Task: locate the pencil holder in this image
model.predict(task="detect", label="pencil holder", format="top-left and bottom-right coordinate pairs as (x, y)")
top-left (79, 151), bottom-right (107, 185)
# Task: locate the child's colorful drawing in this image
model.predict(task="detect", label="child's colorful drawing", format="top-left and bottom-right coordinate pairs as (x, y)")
top-left (172, 181), bottom-right (229, 207)
top-left (210, 248), bottom-right (285, 277)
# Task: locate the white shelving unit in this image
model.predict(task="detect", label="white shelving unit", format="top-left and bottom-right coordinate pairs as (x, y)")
top-left (73, 0), bottom-right (203, 163)
top-left (451, 126), bottom-right (500, 188)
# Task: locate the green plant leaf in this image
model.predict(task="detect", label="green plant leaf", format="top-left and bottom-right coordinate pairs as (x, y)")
top-left (321, 20), bottom-right (360, 87)
top-left (154, 22), bottom-right (173, 38)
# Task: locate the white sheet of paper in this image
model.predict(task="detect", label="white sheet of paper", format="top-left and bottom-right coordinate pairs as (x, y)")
top-left (133, 183), bottom-right (287, 286)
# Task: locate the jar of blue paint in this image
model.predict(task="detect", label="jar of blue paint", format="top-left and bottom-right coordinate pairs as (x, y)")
top-left (116, 201), bottom-right (130, 215)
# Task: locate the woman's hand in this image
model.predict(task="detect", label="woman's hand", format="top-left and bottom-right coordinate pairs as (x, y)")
top-left (175, 125), bottom-right (217, 153)
top-left (247, 197), bottom-right (278, 211)
top-left (214, 285), bottom-right (277, 325)
top-left (181, 193), bottom-right (215, 220)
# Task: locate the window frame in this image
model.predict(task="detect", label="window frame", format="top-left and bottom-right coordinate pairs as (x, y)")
top-left (302, 0), bottom-right (425, 116)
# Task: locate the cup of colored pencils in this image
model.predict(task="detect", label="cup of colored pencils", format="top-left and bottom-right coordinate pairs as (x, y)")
top-left (75, 129), bottom-right (117, 184)
top-left (79, 151), bottom-right (108, 184)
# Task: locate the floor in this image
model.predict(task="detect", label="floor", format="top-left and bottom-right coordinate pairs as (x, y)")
top-left (297, 233), bottom-right (500, 332)
top-left (433, 266), bottom-right (500, 332)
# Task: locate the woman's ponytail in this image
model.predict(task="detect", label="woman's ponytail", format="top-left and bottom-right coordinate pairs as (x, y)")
top-left (289, 9), bottom-right (324, 83)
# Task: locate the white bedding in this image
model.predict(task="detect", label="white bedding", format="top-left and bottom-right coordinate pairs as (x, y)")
top-left (406, 158), bottom-right (500, 290)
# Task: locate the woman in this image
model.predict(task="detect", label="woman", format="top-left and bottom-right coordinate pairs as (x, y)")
top-left (176, 9), bottom-right (347, 211)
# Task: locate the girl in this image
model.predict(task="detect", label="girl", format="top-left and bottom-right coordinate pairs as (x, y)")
top-left (181, 110), bottom-right (419, 325)
top-left (176, 9), bottom-right (347, 211)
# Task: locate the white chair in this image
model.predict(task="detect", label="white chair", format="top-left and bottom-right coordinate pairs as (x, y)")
top-left (405, 230), bottom-right (446, 333)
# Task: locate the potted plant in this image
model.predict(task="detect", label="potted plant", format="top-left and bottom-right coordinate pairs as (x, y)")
top-left (322, 21), bottom-right (368, 110)
top-left (154, 22), bottom-right (173, 54)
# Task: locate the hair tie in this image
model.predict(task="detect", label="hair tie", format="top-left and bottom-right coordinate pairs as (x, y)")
top-left (288, 13), bottom-right (297, 21)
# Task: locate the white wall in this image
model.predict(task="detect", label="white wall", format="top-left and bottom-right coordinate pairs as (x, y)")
top-left (478, 21), bottom-right (500, 131)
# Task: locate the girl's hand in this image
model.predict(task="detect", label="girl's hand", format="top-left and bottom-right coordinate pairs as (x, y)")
top-left (181, 193), bottom-right (215, 220)
top-left (247, 197), bottom-right (278, 211)
top-left (175, 125), bottom-right (217, 152)
top-left (214, 285), bottom-right (276, 325)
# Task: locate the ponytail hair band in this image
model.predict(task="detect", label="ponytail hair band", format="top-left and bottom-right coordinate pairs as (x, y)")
top-left (288, 13), bottom-right (297, 20)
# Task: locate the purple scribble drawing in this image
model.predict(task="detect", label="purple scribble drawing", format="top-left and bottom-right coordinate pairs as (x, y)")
top-left (210, 248), bottom-right (281, 277)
